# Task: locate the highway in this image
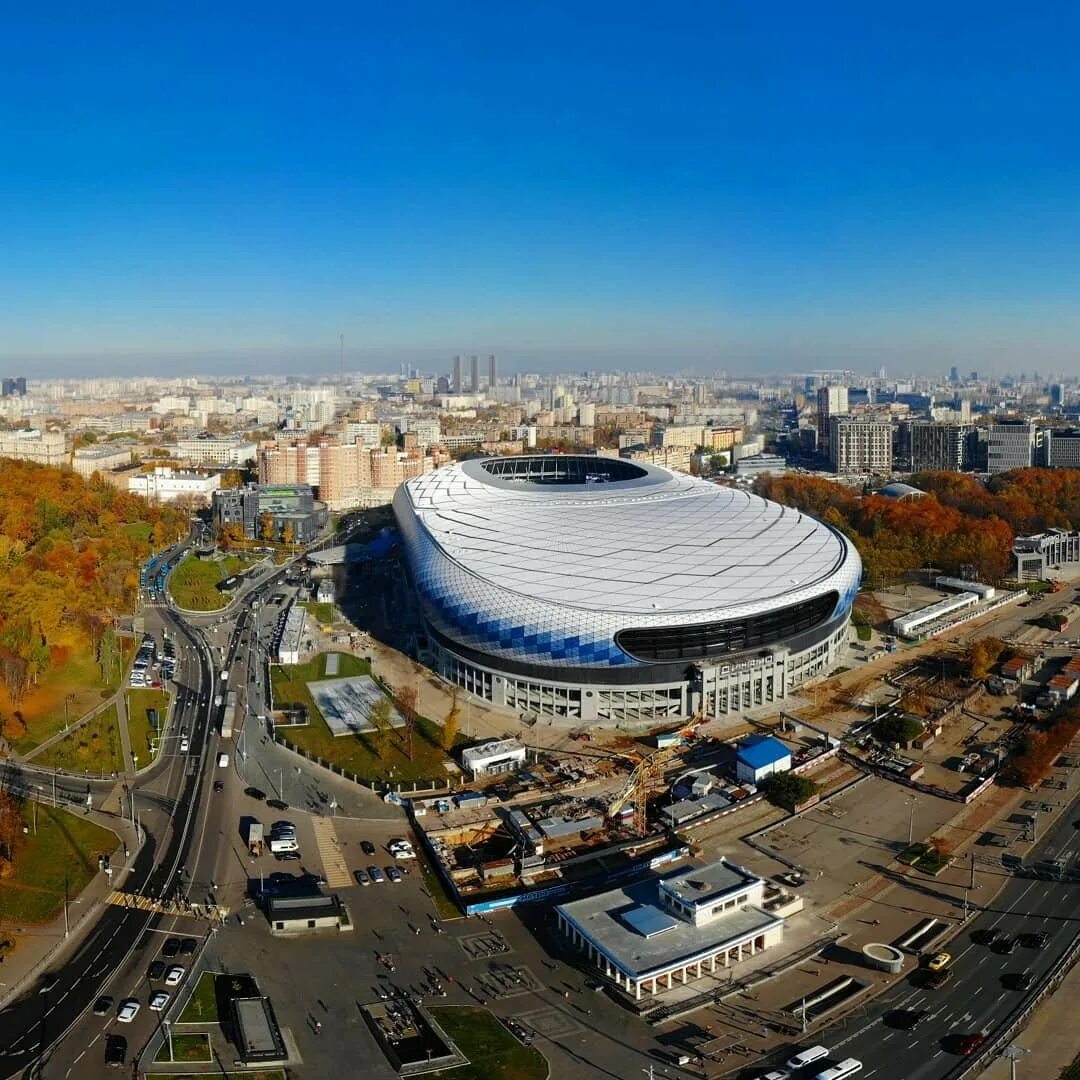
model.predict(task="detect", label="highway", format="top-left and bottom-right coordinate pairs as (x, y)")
top-left (788, 790), bottom-right (1080, 1080)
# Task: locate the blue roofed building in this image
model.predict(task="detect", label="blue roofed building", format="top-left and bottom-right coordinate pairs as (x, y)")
top-left (735, 734), bottom-right (792, 785)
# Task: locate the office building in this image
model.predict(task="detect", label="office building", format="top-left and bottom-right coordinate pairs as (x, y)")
top-left (470, 354), bottom-right (479, 393)
top-left (488, 354), bottom-right (497, 390)
top-left (1046, 428), bottom-right (1080, 469)
top-left (909, 422), bottom-right (976, 472)
top-left (1, 377), bottom-right (27, 397)
top-left (452, 355), bottom-right (463, 393)
top-left (213, 484), bottom-right (327, 543)
top-left (829, 416), bottom-right (893, 475)
top-left (816, 385), bottom-right (848, 452)
top-left (987, 420), bottom-right (1042, 474)
top-left (128, 467), bottom-right (221, 506)
top-left (71, 444), bottom-right (133, 477)
top-left (0, 428), bottom-right (67, 466)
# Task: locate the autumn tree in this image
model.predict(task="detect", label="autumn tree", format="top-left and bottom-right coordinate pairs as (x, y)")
top-left (282, 520), bottom-right (296, 546)
top-left (260, 514), bottom-right (275, 542)
top-left (397, 686), bottom-right (419, 760)
top-left (965, 637), bottom-right (1006, 680)
top-left (442, 692), bottom-right (460, 751)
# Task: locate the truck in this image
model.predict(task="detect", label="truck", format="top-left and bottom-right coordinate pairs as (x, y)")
top-left (221, 690), bottom-right (238, 739)
top-left (246, 821), bottom-right (264, 856)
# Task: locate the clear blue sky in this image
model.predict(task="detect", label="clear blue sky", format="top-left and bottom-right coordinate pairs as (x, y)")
top-left (1, 3), bottom-right (1078, 376)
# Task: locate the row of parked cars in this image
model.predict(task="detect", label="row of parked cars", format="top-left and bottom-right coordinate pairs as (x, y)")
top-left (353, 838), bottom-right (415, 886)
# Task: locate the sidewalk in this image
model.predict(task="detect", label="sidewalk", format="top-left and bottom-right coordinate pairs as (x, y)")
top-left (0, 801), bottom-right (143, 1011)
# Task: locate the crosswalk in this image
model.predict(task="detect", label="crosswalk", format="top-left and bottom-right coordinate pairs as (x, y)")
top-left (106, 891), bottom-right (202, 918)
top-left (311, 816), bottom-right (352, 888)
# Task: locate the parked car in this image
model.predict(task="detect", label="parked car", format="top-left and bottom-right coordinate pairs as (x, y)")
top-left (164, 966), bottom-right (185, 987)
top-left (354, 869), bottom-right (370, 887)
top-left (179, 938), bottom-right (197, 956)
top-left (116, 999), bottom-right (140, 1023)
top-left (245, 786), bottom-right (267, 800)
top-left (104, 1034), bottom-right (127, 1068)
top-left (162, 938), bottom-right (181, 958)
top-left (93, 995), bottom-right (114, 1016)
top-left (148, 961), bottom-right (166, 980)
top-left (387, 866), bottom-right (402, 883)
top-left (360, 840), bottom-right (376, 856)
top-left (149, 991), bottom-right (170, 1011)
top-left (369, 866), bottom-right (385, 883)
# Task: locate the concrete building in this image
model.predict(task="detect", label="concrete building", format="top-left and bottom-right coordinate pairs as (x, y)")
top-left (274, 603), bottom-right (307, 664)
top-left (460, 738), bottom-right (527, 778)
top-left (829, 416), bottom-right (893, 475)
top-left (71, 444), bottom-right (132, 477)
top-left (816, 385), bottom-right (848, 452)
top-left (1046, 428), bottom-right (1080, 469)
top-left (488, 354), bottom-right (497, 390)
top-left (1012, 530), bottom-right (1080, 579)
top-left (128, 466), bottom-right (220, 506)
top-left (909, 421), bottom-right (976, 472)
top-left (213, 484), bottom-right (327, 543)
top-left (177, 434), bottom-right (257, 465)
top-left (0, 428), bottom-right (67, 466)
top-left (555, 859), bottom-right (786, 1000)
top-left (734, 735), bottom-right (792, 785)
top-left (988, 420), bottom-right (1042, 474)
top-left (470, 354), bottom-right (479, 394)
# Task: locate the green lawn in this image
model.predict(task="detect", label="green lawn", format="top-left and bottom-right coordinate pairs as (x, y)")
top-left (122, 521), bottom-right (153, 543)
top-left (153, 1032), bottom-right (212, 1063)
top-left (177, 970), bottom-right (219, 1023)
top-left (303, 601), bottom-right (335, 625)
top-left (168, 554), bottom-right (230, 611)
top-left (270, 653), bottom-right (454, 782)
top-left (0, 804), bottom-right (117, 924)
top-left (420, 860), bottom-right (464, 921)
top-left (127, 688), bottom-right (170, 768)
top-left (851, 608), bottom-right (873, 641)
top-left (428, 1008), bottom-right (547, 1080)
top-left (223, 554), bottom-right (258, 577)
top-left (35, 703), bottom-right (124, 775)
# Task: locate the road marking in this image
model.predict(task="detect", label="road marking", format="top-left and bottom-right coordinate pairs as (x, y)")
top-left (311, 816), bottom-right (353, 888)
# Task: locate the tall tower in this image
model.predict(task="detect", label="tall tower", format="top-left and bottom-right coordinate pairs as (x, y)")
top-left (470, 354), bottom-right (479, 393)
top-left (452, 355), bottom-right (462, 392)
top-left (488, 354), bottom-right (497, 391)
top-left (817, 385), bottom-right (849, 453)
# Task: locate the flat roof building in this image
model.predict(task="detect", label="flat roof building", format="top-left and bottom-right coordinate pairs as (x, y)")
top-left (460, 738), bottom-right (527, 778)
top-left (735, 734), bottom-right (792, 785)
top-left (555, 859), bottom-right (785, 1000)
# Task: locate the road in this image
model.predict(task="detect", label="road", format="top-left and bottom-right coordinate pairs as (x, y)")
top-left (775, 791), bottom-right (1080, 1080)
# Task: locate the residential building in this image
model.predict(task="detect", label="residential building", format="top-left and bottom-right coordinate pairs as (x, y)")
top-left (1, 377), bottom-right (27, 397)
top-left (909, 421), bottom-right (976, 472)
top-left (987, 420), bottom-right (1042, 474)
top-left (0, 428), bottom-right (67, 466)
top-left (816, 385), bottom-right (848, 452)
top-left (470, 354), bottom-right (479, 393)
top-left (452, 355), bottom-right (462, 392)
top-left (488, 354), bottom-right (497, 390)
top-left (659, 425), bottom-right (705, 449)
top-left (177, 434), bottom-right (257, 465)
top-left (128, 467), bottom-right (221, 506)
top-left (555, 859), bottom-right (786, 1000)
top-left (71, 444), bottom-right (133, 477)
top-left (829, 416), bottom-right (893, 475)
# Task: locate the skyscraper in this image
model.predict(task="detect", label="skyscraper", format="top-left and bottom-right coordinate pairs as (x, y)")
top-left (1, 376), bottom-right (27, 397)
top-left (452, 355), bottom-right (462, 392)
top-left (470, 354), bottom-right (479, 393)
top-left (488, 354), bottom-right (497, 390)
top-left (816, 385), bottom-right (848, 453)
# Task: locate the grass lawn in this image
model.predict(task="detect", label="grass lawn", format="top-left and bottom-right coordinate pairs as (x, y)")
top-left (223, 554), bottom-right (258, 576)
top-left (153, 1032), bottom-right (212, 1063)
top-left (0, 805), bottom-right (117, 924)
top-left (303, 601), bottom-right (335, 625)
top-left (419, 860), bottom-right (464, 920)
top-left (122, 521), bottom-right (153, 543)
top-left (7, 644), bottom-right (116, 754)
top-left (168, 554), bottom-right (230, 611)
top-left (35, 703), bottom-right (124, 774)
top-left (428, 1008), bottom-right (547, 1080)
top-left (177, 970), bottom-right (219, 1023)
top-left (271, 653), bottom-right (454, 782)
top-left (127, 688), bottom-right (171, 768)
top-left (851, 608), bottom-right (873, 641)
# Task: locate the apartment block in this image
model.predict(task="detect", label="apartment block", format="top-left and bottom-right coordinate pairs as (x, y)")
top-left (829, 416), bottom-right (893, 475)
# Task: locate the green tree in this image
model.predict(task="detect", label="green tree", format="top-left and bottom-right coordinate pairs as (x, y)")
top-left (760, 772), bottom-right (820, 812)
top-left (874, 714), bottom-right (924, 746)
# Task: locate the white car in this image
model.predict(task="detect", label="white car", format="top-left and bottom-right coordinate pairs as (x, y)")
top-left (389, 841), bottom-right (416, 860)
top-left (116, 999), bottom-right (141, 1023)
top-left (164, 966), bottom-right (185, 987)
top-left (149, 990), bottom-right (169, 1011)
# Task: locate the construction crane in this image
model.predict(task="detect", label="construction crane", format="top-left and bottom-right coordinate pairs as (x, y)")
top-left (607, 710), bottom-right (708, 835)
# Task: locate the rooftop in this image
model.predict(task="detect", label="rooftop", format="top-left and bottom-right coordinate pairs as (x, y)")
top-left (736, 734), bottom-right (791, 769)
top-left (461, 738), bottom-right (525, 765)
top-left (659, 858), bottom-right (762, 909)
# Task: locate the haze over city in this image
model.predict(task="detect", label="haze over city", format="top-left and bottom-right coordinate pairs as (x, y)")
top-left (3, 5), bottom-right (1080, 376)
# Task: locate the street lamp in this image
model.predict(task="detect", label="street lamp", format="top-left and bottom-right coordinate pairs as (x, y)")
top-left (1000, 1044), bottom-right (1030, 1079)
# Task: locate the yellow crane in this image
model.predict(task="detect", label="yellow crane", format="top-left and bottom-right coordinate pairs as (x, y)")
top-left (607, 710), bottom-right (707, 835)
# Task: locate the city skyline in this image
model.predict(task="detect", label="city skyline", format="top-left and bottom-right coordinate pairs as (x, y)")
top-left (3, 7), bottom-right (1080, 375)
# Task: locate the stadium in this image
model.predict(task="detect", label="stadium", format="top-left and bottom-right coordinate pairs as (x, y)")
top-left (393, 456), bottom-right (862, 727)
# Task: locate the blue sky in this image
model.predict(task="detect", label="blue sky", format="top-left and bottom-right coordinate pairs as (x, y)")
top-left (1, 3), bottom-right (1078, 376)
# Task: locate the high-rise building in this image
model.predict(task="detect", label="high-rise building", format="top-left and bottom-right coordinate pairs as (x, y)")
top-left (488, 354), bottom-right (497, 390)
top-left (452, 355), bottom-right (462, 392)
top-left (470, 354), bottom-right (479, 393)
top-left (1047, 428), bottom-right (1080, 469)
top-left (949, 366), bottom-right (960, 383)
top-left (829, 416), bottom-right (892, 475)
top-left (1050, 383), bottom-right (1065, 408)
top-left (988, 420), bottom-right (1043, 473)
top-left (909, 422), bottom-right (976, 472)
top-left (1, 376), bottom-right (27, 396)
top-left (816, 385), bottom-right (848, 452)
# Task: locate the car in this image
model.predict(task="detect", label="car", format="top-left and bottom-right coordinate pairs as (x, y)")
top-left (926, 952), bottom-right (952, 972)
top-left (995, 935), bottom-right (1017, 955)
top-left (245, 786), bottom-right (267, 800)
top-left (104, 1034), bottom-right (127, 1068)
top-left (149, 990), bottom-right (170, 1011)
top-left (388, 839), bottom-right (415, 857)
top-left (148, 961), bottom-right (166, 980)
top-left (354, 869), bottom-right (370, 886)
top-left (956, 1032), bottom-right (987, 1056)
top-left (116, 999), bottom-right (141, 1023)
top-left (272, 820), bottom-right (296, 833)
top-left (980, 927), bottom-right (1003, 947)
top-left (1011, 970), bottom-right (1036, 991)
top-left (164, 966), bottom-right (185, 987)
top-left (884, 1008), bottom-right (927, 1031)
top-left (369, 865), bottom-right (385, 883)
top-left (1020, 931), bottom-right (1050, 950)
top-left (785, 1046), bottom-right (829, 1070)
top-left (38, 973), bottom-right (58, 994)
top-left (925, 969), bottom-right (953, 989)
top-left (93, 995), bottom-right (114, 1016)
top-left (213, 780), bottom-right (225, 793)
top-left (266, 798), bottom-right (289, 811)
top-left (179, 938), bottom-right (197, 956)
top-left (275, 850), bottom-right (301, 861)
top-left (360, 840), bottom-right (376, 856)
top-left (387, 866), bottom-right (402, 883)
top-left (162, 938), bottom-right (181, 957)
top-left (395, 863), bottom-right (410, 876)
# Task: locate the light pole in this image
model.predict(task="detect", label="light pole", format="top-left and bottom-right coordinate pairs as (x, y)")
top-left (1001, 1044), bottom-right (1030, 1079)
top-left (63, 876), bottom-right (70, 938)
top-left (907, 795), bottom-right (917, 846)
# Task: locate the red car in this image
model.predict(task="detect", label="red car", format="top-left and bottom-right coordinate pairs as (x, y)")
top-left (957, 1032), bottom-right (987, 1056)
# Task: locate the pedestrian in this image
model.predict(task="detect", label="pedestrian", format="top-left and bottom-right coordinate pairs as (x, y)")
top-left (315, 1020), bottom-right (322, 1035)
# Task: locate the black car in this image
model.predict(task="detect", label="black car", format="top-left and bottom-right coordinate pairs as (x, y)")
top-left (1011, 970), bottom-right (1036, 991)
top-left (93, 995), bottom-right (114, 1016)
top-left (980, 928), bottom-right (1003, 947)
top-left (104, 1034), bottom-right (127, 1068)
top-left (995, 935), bottom-right (1017, 955)
top-left (275, 851), bottom-right (302, 861)
top-left (266, 798), bottom-right (289, 811)
top-left (162, 938), bottom-right (181, 958)
top-left (360, 840), bottom-right (376, 856)
top-left (1020, 931), bottom-right (1050, 950)
top-left (179, 938), bottom-right (197, 956)
top-left (885, 1009), bottom-right (927, 1031)
top-left (38, 973), bottom-right (57, 994)
top-left (148, 961), bottom-right (166, 980)
top-left (244, 786), bottom-right (267, 800)
top-left (213, 780), bottom-right (225, 793)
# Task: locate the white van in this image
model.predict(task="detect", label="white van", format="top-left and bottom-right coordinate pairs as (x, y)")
top-left (217, 753), bottom-right (229, 768)
top-left (786, 1046), bottom-right (830, 1070)
top-left (268, 837), bottom-right (299, 853)
top-left (813, 1060), bottom-right (862, 1080)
